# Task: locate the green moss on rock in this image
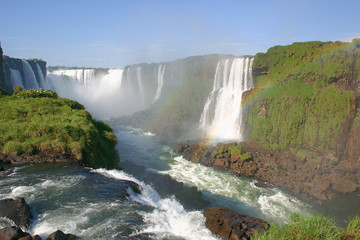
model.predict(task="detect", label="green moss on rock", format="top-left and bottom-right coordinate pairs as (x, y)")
top-left (247, 41), bottom-right (358, 152)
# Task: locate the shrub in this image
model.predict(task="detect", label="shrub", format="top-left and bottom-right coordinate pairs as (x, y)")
top-left (13, 85), bottom-right (22, 94)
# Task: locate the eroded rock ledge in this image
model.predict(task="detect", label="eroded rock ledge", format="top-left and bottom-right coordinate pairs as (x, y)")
top-left (204, 207), bottom-right (269, 240)
top-left (175, 141), bottom-right (360, 203)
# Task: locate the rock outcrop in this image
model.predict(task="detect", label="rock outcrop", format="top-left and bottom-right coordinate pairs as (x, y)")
top-left (204, 208), bottom-right (269, 240)
top-left (0, 44), bottom-right (6, 90)
top-left (0, 226), bottom-right (32, 240)
top-left (0, 227), bottom-right (76, 240)
top-left (0, 198), bottom-right (32, 229)
top-left (175, 142), bottom-right (360, 203)
top-left (46, 230), bottom-right (76, 240)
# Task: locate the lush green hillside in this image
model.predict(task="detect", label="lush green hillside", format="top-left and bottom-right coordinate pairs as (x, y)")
top-left (253, 214), bottom-right (360, 240)
top-left (0, 88), bottom-right (119, 169)
top-left (246, 40), bottom-right (360, 156)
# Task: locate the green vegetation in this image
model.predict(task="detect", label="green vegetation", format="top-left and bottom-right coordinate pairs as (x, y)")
top-left (0, 89), bottom-right (119, 169)
top-left (253, 214), bottom-right (360, 240)
top-left (247, 41), bottom-right (359, 152)
top-left (26, 58), bottom-right (43, 62)
top-left (211, 144), bottom-right (251, 161)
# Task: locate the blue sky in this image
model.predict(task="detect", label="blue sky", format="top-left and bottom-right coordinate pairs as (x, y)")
top-left (1, 0), bottom-right (359, 68)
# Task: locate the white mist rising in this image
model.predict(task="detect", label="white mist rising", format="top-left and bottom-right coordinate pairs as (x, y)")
top-left (199, 57), bottom-right (254, 141)
top-left (46, 69), bottom-right (125, 119)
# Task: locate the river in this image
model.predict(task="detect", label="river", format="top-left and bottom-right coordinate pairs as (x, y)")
top-left (0, 125), bottom-right (316, 239)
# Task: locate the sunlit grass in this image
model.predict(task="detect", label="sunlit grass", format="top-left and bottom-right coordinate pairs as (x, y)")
top-left (0, 88), bottom-right (119, 169)
top-left (253, 214), bottom-right (360, 240)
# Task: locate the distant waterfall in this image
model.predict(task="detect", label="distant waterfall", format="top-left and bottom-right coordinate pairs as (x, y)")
top-left (22, 60), bottom-right (40, 89)
top-left (46, 69), bottom-right (123, 119)
top-left (50, 69), bottom-right (96, 85)
top-left (136, 67), bottom-right (144, 101)
top-left (153, 64), bottom-right (166, 103)
top-left (10, 69), bottom-right (24, 88)
top-left (199, 57), bottom-right (254, 140)
top-left (36, 63), bottom-right (47, 89)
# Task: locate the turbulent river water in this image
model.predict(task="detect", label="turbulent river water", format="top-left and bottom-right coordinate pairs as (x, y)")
top-left (0, 125), bottom-right (318, 239)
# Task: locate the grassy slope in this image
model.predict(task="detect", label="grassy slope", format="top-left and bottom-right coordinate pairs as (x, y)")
top-left (253, 214), bottom-right (360, 240)
top-left (0, 89), bottom-right (119, 169)
top-left (246, 41), bottom-right (360, 156)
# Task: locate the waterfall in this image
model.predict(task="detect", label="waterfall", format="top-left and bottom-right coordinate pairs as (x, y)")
top-left (22, 60), bottom-right (40, 89)
top-left (153, 64), bottom-right (166, 103)
top-left (199, 57), bottom-right (254, 140)
top-left (50, 69), bottom-right (96, 85)
top-left (136, 67), bottom-right (144, 101)
top-left (10, 69), bottom-right (24, 88)
top-left (46, 69), bottom-right (124, 119)
top-left (36, 63), bottom-right (47, 89)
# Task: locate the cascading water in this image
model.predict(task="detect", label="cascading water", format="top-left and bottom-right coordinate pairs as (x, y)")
top-left (50, 69), bottom-right (96, 85)
top-left (10, 69), bottom-right (24, 88)
top-left (199, 57), bottom-right (254, 140)
top-left (153, 64), bottom-right (166, 103)
top-left (46, 69), bottom-right (124, 119)
top-left (22, 60), bottom-right (40, 89)
top-left (35, 63), bottom-right (47, 89)
top-left (136, 67), bottom-right (144, 102)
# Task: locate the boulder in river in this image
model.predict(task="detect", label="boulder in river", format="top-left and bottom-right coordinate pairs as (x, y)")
top-left (204, 207), bottom-right (269, 240)
top-left (0, 226), bottom-right (32, 240)
top-left (46, 230), bottom-right (77, 240)
top-left (0, 198), bottom-right (32, 229)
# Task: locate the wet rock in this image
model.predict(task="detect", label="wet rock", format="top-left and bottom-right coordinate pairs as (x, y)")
top-left (0, 226), bottom-right (31, 240)
top-left (32, 236), bottom-right (42, 240)
top-left (204, 208), bottom-right (269, 240)
top-left (331, 176), bottom-right (358, 193)
top-left (46, 230), bottom-right (76, 240)
top-left (0, 198), bottom-right (32, 228)
top-left (174, 143), bottom-right (207, 163)
top-left (254, 181), bottom-right (272, 188)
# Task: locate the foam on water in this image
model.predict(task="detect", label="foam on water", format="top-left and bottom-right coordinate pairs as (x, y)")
top-left (0, 217), bottom-right (16, 229)
top-left (4, 175), bottom-right (85, 202)
top-left (93, 168), bottom-right (219, 240)
top-left (162, 156), bottom-right (313, 223)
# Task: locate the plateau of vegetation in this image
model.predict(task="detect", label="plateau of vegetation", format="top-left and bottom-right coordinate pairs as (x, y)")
top-left (0, 87), bottom-right (119, 169)
top-left (246, 40), bottom-right (360, 155)
top-left (253, 214), bottom-right (360, 240)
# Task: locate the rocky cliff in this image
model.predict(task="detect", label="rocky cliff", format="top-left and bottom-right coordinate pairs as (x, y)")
top-left (0, 44), bottom-right (6, 90)
top-left (1, 54), bottom-right (47, 92)
top-left (245, 40), bottom-right (360, 173)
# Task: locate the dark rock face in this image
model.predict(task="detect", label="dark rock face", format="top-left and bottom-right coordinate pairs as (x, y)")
top-left (175, 142), bottom-right (360, 203)
top-left (0, 198), bottom-right (32, 228)
top-left (0, 45), bottom-right (7, 91)
top-left (0, 226), bottom-right (32, 240)
top-left (204, 208), bottom-right (269, 240)
top-left (1, 55), bottom-right (47, 92)
top-left (46, 230), bottom-right (76, 240)
top-left (0, 227), bottom-right (77, 240)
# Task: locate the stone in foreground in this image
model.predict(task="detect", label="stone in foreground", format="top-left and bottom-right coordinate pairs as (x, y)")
top-left (204, 207), bottom-right (269, 240)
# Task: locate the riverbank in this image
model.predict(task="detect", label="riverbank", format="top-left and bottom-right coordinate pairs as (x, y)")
top-left (175, 141), bottom-right (360, 203)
